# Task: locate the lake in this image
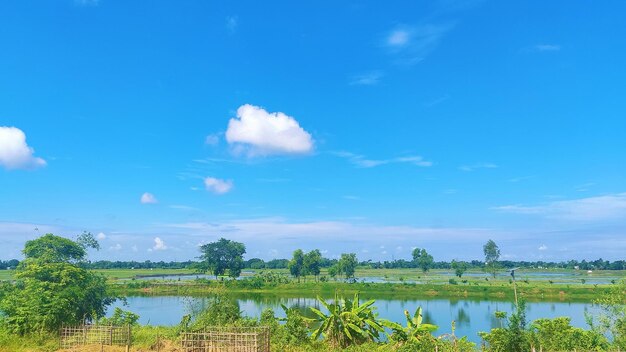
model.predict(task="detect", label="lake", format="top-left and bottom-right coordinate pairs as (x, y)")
top-left (109, 294), bottom-right (597, 343)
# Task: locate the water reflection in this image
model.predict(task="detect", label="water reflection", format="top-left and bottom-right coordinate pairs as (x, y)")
top-left (109, 295), bottom-right (598, 343)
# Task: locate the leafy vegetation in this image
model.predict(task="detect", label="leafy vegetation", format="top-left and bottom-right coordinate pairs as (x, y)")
top-left (197, 238), bottom-right (246, 279)
top-left (0, 233), bottom-right (115, 335)
top-left (310, 293), bottom-right (385, 348)
top-left (483, 239), bottom-right (501, 278)
top-left (412, 248), bottom-right (434, 273)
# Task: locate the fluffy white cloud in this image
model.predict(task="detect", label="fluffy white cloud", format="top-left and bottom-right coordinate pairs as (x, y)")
top-left (494, 193), bottom-right (626, 221)
top-left (538, 244), bottom-right (548, 251)
top-left (204, 177), bottom-right (233, 194)
top-left (140, 192), bottom-right (158, 204)
top-left (96, 232), bottom-right (107, 240)
top-left (151, 237), bottom-right (167, 251)
top-left (225, 104), bottom-right (314, 156)
top-left (0, 127), bottom-right (46, 170)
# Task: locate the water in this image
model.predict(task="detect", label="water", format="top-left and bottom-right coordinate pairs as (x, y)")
top-left (109, 295), bottom-right (597, 343)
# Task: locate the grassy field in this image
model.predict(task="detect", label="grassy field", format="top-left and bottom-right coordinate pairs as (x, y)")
top-left (3, 267), bottom-right (624, 302)
top-left (0, 270), bottom-right (13, 281)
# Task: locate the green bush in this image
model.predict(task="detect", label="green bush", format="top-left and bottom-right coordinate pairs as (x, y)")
top-left (529, 317), bottom-right (608, 351)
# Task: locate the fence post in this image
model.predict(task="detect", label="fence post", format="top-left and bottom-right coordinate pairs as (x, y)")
top-left (126, 324), bottom-right (132, 352)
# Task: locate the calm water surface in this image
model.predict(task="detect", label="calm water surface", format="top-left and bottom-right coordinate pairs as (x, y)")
top-left (109, 295), bottom-right (597, 343)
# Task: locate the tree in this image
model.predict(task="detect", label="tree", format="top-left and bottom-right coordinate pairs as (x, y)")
top-left (338, 253), bottom-right (358, 279)
top-left (412, 248), bottom-right (434, 273)
top-left (304, 249), bottom-right (322, 282)
top-left (0, 234), bottom-right (114, 334)
top-left (483, 239), bottom-right (501, 278)
top-left (451, 260), bottom-right (468, 278)
top-left (288, 249), bottom-right (305, 282)
top-left (198, 238), bottom-right (246, 279)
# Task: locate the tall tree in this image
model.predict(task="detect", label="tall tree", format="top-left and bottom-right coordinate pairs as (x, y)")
top-left (304, 249), bottom-right (322, 282)
top-left (451, 260), bottom-right (468, 278)
top-left (412, 248), bottom-right (434, 273)
top-left (198, 238), bottom-right (246, 279)
top-left (483, 239), bottom-right (501, 278)
top-left (338, 253), bottom-right (358, 279)
top-left (0, 234), bottom-right (114, 334)
top-left (288, 249), bottom-right (305, 282)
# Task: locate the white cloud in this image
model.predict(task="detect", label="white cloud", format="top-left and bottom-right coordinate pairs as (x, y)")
top-left (96, 232), bottom-right (107, 240)
top-left (458, 162), bottom-right (497, 171)
top-left (384, 23), bottom-right (455, 65)
top-left (335, 151), bottom-right (432, 168)
top-left (204, 177), bottom-right (233, 194)
top-left (387, 30), bottom-right (410, 47)
top-left (225, 104), bottom-right (314, 156)
top-left (538, 244), bottom-right (548, 251)
top-left (151, 237), bottom-right (167, 251)
top-left (494, 193), bottom-right (626, 221)
top-left (140, 192), bottom-right (158, 204)
top-left (109, 243), bottom-right (122, 251)
top-left (205, 134), bottom-right (220, 146)
top-left (350, 71), bottom-right (384, 86)
top-left (0, 127), bottom-right (46, 170)
top-left (535, 44), bottom-right (560, 52)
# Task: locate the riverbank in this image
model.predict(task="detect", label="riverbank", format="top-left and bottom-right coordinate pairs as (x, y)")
top-left (110, 280), bottom-right (614, 302)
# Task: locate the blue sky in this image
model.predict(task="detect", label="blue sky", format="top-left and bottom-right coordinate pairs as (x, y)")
top-left (1, 0), bottom-right (625, 262)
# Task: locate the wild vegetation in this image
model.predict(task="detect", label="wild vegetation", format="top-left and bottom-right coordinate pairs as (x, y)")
top-left (1, 234), bottom-right (625, 351)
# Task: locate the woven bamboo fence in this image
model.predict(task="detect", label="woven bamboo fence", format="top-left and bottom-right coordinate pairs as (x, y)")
top-left (59, 324), bottom-right (131, 349)
top-left (180, 326), bottom-right (270, 352)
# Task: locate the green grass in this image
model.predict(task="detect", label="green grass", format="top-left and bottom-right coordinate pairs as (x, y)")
top-left (95, 268), bottom-right (195, 280)
top-left (0, 270), bottom-right (13, 281)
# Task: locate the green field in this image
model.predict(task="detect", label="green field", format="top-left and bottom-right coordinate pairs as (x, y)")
top-left (4, 267), bottom-right (625, 302)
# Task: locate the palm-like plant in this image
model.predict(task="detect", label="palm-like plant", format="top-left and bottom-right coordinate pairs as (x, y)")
top-left (382, 306), bottom-right (438, 343)
top-left (310, 292), bottom-right (385, 348)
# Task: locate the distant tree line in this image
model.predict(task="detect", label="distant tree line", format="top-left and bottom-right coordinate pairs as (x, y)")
top-left (0, 260), bottom-right (19, 270)
top-left (2, 258), bottom-right (625, 271)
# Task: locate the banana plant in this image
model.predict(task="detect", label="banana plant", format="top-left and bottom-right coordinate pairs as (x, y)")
top-left (382, 306), bottom-right (439, 343)
top-left (309, 292), bottom-right (385, 348)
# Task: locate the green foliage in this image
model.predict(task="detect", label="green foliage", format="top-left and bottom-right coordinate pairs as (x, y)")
top-left (529, 317), bottom-right (608, 351)
top-left (382, 306), bottom-right (438, 344)
top-left (483, 239), bottom-right (501, 278)
top-left (76, 231), bottom-right (101, 251)
top-left (23, 233), bottom-right (86, 263)
top-left (412, 248), bottom-right (434, 273)
top-left (338, 253), bottom-right (358, 279)
top-left (186, 294), bottom-right (242, 329)
top-left (289, 249), bottom-right (305, 281)
top-left (304, 249), bottom-right (322, 281)
top-left (198, 238), bottom-right (246, 279)
top-left (588, 279), bottom-right (626, 349)
top-left (98, 307), bottom-right (140, 326)
top-left (310, 292), bottom-right (385, 348)
top-left (480, 300), bottom-right (530, 352)
top-left (0, 233), bottom-right (114, 335)
top-left (451, 260), bottom-right (468, 278)
top-left (280, 304), bottom-right (313, 344)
